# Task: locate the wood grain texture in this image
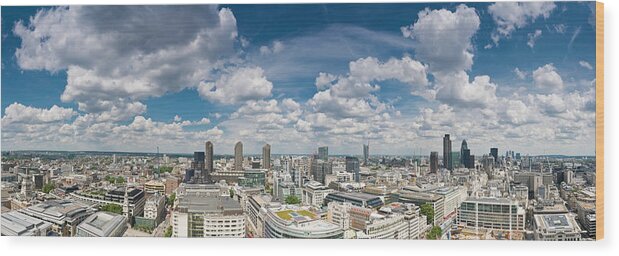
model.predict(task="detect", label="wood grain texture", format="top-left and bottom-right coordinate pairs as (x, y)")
top-left (595, 1), bottom-right (604, 241)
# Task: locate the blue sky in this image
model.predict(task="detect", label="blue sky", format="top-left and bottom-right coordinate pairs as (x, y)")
top-left (1, 2), bottom-right (597, 155)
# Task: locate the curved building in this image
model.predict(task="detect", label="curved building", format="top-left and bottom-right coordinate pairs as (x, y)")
top-left (264, 206), bottom-right (343, 239)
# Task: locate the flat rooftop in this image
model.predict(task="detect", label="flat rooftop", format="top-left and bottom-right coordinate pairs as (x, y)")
top-left (177, 195), bottom-right (242, 215)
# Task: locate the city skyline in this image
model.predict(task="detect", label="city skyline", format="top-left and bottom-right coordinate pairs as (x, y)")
top-left (1, 3), bottom-right (597, 156)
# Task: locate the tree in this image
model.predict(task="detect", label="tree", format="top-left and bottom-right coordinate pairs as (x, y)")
top-left (42, 183), bottom-right (55, 193)
top-left (426, 226), bottom-right (442, 240)
top-left (164, 226), bottom-right (173, 237)
top-left (229, 188), bottom-right (235, 198)
top-left (167, 193), bottom-right (176, 206)
top-left (159, 166), bottom-right (173, 173)
top-left (100, 203), bottom-right (123, 214)
top-left (115, 176), bottom-right (126, 184)
top-left (420, 203), bottom-right (434, 225)
top-left (285, 195), bottom-right (300, 205)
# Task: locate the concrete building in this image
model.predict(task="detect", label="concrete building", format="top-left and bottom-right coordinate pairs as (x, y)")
top-left (1, 210), bottom-right (53, 236)
top-left (533, 213), bottom-right (582, 241)
top-left (172, 196), bottom-right (245, 237)
top-left (396, 189), bottom-right (444, 226)
top-left (144, 180), bottom-right (165, 194)
top-left (457, 197), bottom-right (525, 232)
top-left (75, 211), bottom-right (128, 237)
top-left (324, 192), bottom-right (384, 209)
top-left (302, 181), bottom-right (334, 208)
top-left (264, 205), bottom-right (343, 239)
top-left (262, 144), bottom-right (271, 169)
top-left (70, 187), bottom-right (145, 219)
top-left (205, 141), bottom-right (214, 181)
top-left (19, 199), bottom-right (95, 236)
top-left (235, 141), bottom-right (244, 172)
top-left (326, 202), bottom-right (352, 230)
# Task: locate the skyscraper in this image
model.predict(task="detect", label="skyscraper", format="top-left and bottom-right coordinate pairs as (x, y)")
top-left (193, 152), bottom-right (205, 171)
top-left (443, 134), bottom-right (452, 170)
top-left (235, 141), bottom-right (243, 172)
top-left (205, 141), bottom-right (213, 181)
top-left (430, 151), bottom-right (439, 173)
top-left (363, 143), bottom-right (369, 166)
top-left (262, 144), bottom-right (271, 169)
top-left (462, 149), bottom-right (472, 168)
top-left (490, 147), bottom-right (499, 164)
top-left (311, 155), bottom-right (331, 184)
top-left (460, 140), bottom-right (468, 165)
top-left (318, 146), bottom-right (329, 161)
top-left (345, 156), bottom-right (360, 182)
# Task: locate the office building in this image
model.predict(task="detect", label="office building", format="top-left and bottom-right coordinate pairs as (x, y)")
top-left (205, 141), bottom-right (214, 181)
top-left (345, 156), bottom-right (360, 182)
top-left (238, 169), bottom-right (266, 188)
top-left (430, 152), bottom-right (439, 173)
top-left (490, 147), bottom-right (499, 164)
top-left (144, 180), bottom-right (165, 194)
top-left (363, 143), bottom-right (369, 165)
top-left (318, 146), bottom-right (329, 161)
top-left (457, 197), bottom-right (525, 231)
top-left (75, 211), bottom-right (128, 237)
top-left (1, 210), bottom-right (53, 236)
top-left (460, 140), bottom-right (468, 165)
top-left (19, 199), bottom-right (96, 236)
top-left (324, 192), bottom-right (384, 209)
top-left (262, 144), bottom-right (271, 169)
top-left (235, 141), bottom-right (244, 172)
top-left (311, 157), bottom-right (331, 184)
top-left (264, 205), bottom-right (343, 239)
top-left (396, 189), bottom-right (444, 226)
top-left (192, 151), bottom-right (205, 172)
top-left (302, 181), bottom-right (334, 207)
top-left (533, 213), bottom-right (582, 241)
top-left (172, 196), bottom-right (245, 238)
top-left (443, 134), bottom-right (452, 170)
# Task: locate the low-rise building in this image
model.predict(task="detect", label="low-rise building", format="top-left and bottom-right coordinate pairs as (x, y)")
top-left (302, 181), bottom-right (334, 207)
top-left (19, 199), bottom-right (96, 236)
top-left (533, 213), bottom-right (582, 241)
top-left (1, 210), bottom-right (53, 236)
top-left (75, 211), bottom-right (128, 237)
top-left (324, 192), bottom-right (383, 209)
top-left (263, 205), bottom-right (343, 239)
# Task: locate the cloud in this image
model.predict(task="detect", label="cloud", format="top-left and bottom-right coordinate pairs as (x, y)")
top-left (532, 64), bottom-right (563, 92)
top-left (434, 71), bottom-right (497, 108)
top-left (527, 29), bottom-right (542, 48)
top-left (197, 66), bottom-right (273, 105)
top-left (514, 68), bottom-right (528, 80)
top-left (1, 103), bottom-right (76, 125)
top-left (579, 60), bottom-right (593, 70)
top-left (488, 2), bottom-right (556, 45)
top-left (348, 56), bottom-right (428, 92)
top-left (13, 6), bottom-right (240, 119)
top-left (174, 115), bottom-right (182, 122)
top-left (401, 4), bottom-right (480, 74)
top-left (259, 41), bottom-right (284, 55)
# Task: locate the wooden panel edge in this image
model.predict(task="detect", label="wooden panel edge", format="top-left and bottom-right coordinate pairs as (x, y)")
top-left (595, 1), bottom-right (604, 241)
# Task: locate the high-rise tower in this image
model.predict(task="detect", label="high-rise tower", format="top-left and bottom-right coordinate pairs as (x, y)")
top-left (205, 141), bottom-right (214, 181)
top-left (235, 141), bottom-right (243, 172)
top-left (262, 144), bottom-right (271, 169)
top-left (443, 134), bottom-right (452, 170)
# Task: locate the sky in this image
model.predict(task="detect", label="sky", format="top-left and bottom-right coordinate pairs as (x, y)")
top-left (0, 2), bottom-right (597, 156)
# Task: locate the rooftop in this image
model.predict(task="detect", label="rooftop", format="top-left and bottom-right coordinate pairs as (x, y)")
top-left (1, 211), bottom-right (53, 236)
top-left (177, 195), bottom-right (243, 215)
top-left (77, 211), bottom-right (127, 237)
